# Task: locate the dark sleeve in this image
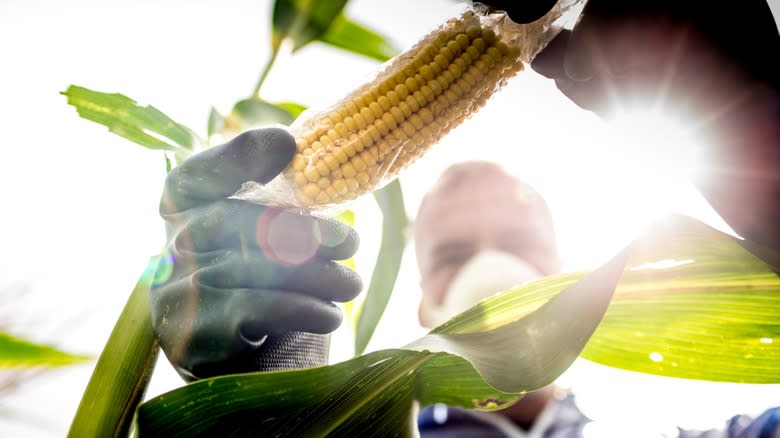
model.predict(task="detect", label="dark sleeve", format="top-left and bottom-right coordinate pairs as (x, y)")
top-left (678, 406), bottom-right (780, 438)
top-left (689, 1), bottom-right (780, 251)
top-left (418, 405), bottom-right (507, 438)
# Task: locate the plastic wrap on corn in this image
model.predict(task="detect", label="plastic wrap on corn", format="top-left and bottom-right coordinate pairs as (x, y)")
top-left (234, 0), bottom-right (587, 210)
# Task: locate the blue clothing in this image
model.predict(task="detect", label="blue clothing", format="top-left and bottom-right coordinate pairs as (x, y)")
top-left (678, 408), bottom-right (780, 438)
top-left (418, 394), bottom-right (588, 438)
top-left (418, 397), bottom-right (780, 438)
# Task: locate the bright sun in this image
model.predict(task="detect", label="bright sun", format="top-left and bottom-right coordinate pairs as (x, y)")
top-left (607, 107), bottom-right (706, 182)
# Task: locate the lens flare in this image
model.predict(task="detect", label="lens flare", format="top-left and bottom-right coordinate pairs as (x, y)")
top-left (256, 209), bottom-right (321, 266)
top-left (150, 251), bottom-right (175, 286)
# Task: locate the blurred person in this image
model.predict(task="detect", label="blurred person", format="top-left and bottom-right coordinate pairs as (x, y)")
top-left (412, 161), bottom-right (589, 436)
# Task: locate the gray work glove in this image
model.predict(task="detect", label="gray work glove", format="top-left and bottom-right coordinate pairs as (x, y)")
top-left (151, 128), bottom-right (362, 381)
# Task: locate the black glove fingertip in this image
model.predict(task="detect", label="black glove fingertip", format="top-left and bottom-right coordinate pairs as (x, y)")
top-left (531, 29), bottom-right (571, 79)
top-left (227, 127), bottom-right (296, 185)
top-left (480, 0), bottom-right (559, 24)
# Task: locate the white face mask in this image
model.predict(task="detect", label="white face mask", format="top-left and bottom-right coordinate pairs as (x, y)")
top-left (425, 249), bottom-right (544, 328)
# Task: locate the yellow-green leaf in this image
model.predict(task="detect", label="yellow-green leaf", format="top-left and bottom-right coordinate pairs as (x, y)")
top-left (68, 258), bottom-right (160, 438)
top-left (354, 179), bottom-right (409, 356)
top-left (271, 0), bottom-right (348, 51)
top-left (319, 13), bottom-right (399, 62)
top-left (0, 333), bottom-right (89, 368)
top-left (62, 85), bottom-right (202, 152)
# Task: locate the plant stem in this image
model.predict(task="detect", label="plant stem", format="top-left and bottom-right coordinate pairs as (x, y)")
top-left (251, 47), bottom-right (281, 100)
top-left (68, 259), bottom-right (160, 438)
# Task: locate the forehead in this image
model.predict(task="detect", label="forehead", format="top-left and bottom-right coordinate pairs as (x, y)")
top-left (415, 176), bottom-right (550, 253)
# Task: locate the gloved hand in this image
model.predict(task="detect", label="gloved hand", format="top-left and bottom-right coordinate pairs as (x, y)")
top-left (150, 128), bottom-right (362, 381)
top-left (524, 0), bottom-right (780, 250)
top-left (527, 0), bottom-right (780, 114)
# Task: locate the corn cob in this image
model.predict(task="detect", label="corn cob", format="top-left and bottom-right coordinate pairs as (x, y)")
top-left (236, 2), bottom-right (585, 209)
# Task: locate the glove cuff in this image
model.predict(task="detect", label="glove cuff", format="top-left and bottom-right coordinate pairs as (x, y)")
top-left (251, 331), bottom-right (331, 371)
top-left (178, 331), bottom-right (331, 381)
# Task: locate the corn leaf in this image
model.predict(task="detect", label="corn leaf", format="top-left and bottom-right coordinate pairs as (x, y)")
top-left (274, 101), bottom-right (308, 119)
top-left (62, 85), bottom-right (202, 152)
top-left (581, 217), bottom-right (780, 382)
top-left (206, 106), bottom-right (224, 142)
top-left (272, 0), bottom-right (349, 51)
top-left (136, 215), bottom-right (780, 436)
top-left (334, 209), bottom-right (356, 273)
top-left (354, 179), bottom-right (409, 356)
top-left (224, 99), bottom-right (296, 133)
top-left (332, 209), bottom-right (360, 331)
top-left (0, 333), bottom-right (89, 368)
top-left (319, 13), bottom-right (399, 62)
top-left (68, 258), bottom-right (160, 438)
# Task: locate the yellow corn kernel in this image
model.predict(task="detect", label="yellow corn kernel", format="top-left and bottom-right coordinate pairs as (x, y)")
top-left (323, 154), bottom-right (339, 171)
top-left (342, 163), bottom-right (357, 178)
top-left (332, 179), bottom-right (348, 195)
top-left (387, 90), bottom-right (401, 106)
top-left (315, 161), bottom-right (330, 177)
top-left (315, 191), bottom-right (330, 204)
top-left (360, 150), bottom-right (377, 167)
top-left (345, 178), bottom-right (359, 193)
top-left (352, 156), bottom-right (367, 172)
top-left (303, 166), bottom-right (320, 183)
top-left (356, 172), bottom-right (370, 186)
top-left (366, 125), bottom-right (382, 143)
top-left (334, 123), bottom-right (349, 137)
top-left (399, 100), bottom-right (414, 118)
top-left (344, 116), bottom-right (357, 132)
top-left (325, 186), bottom-right (340, 200)
top-left (334, 148), bottom-right (349, 164)
top-left (377, 96), bottom-right (391, 112)
top-left (375, 118), bottom-right (390, 136)
top-left (302, 183), bottom-right (320, 200)
top-left (394, 83), bottom-right (409, 100)
top-left (382, 112), bottom-right (398, 131)
top-left (293, 173), bottom-right (308, 188)
top-left (409, 114), bottom-right (424, 130)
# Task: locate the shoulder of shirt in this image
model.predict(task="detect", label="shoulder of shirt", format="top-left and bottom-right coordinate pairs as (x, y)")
top-left (418, 392), bottom-right (590, 438)
top-left (677, 406), bottom-right (780, 438)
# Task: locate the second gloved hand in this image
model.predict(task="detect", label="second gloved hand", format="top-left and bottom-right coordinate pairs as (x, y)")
top-left (151, 128), bottom-right (362, 381)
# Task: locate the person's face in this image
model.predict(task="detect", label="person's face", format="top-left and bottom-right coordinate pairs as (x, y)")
top-left (415, 175), bottom-right (560, 327)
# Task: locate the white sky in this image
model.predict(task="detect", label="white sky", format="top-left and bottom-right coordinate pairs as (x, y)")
top-left (0, 0), bottom-right (778, 436)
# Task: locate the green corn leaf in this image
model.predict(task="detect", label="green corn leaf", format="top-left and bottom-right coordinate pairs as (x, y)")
top-left (206, 106), bottom-right (224, 143)
top-left (334, 209), bottom-right (359, 328)
top-left (319, 13), bottom-right (399, 62)
top-left (222, 99), bottom-right (296, 139)
top-left (354, 179), bottom-right (409, 356)
top-left (164, 153), bottom-right (172, 173)
top-left (334, 209), bottom-right (356, 272)
top-left (62, 85), bottom-right (202, 152)
top-left (0, 333), bottom-right (89, 368)
top-left (581, 217), bottom-right (780, 382)
top-left (136, 215), bottom-right (780, 436)
top-left (68, 257), bottom-right (161, 438)
top-left (272, 0), bottom-right (349, 51)
top-left (274, 101), bottom-right (308, 119)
